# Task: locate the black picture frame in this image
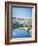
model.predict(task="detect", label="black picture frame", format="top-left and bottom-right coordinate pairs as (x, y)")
top-left (5, 1), bottom-right (37, 45)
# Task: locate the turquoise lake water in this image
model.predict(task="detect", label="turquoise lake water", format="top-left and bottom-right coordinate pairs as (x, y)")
top-left (11, 29), bottom-right (32, 38)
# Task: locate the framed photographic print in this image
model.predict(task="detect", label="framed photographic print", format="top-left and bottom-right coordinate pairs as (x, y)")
top-left (5, 1), bottom-right (37, 45)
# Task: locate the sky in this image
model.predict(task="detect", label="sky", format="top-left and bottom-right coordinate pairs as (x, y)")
top-left (12, 7), bottom-right (32, 19)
